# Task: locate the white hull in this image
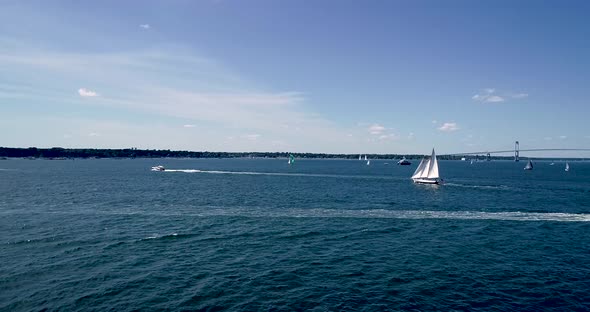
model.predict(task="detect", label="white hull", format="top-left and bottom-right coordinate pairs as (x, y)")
top-left (412, 178), bottom-right (440, 184)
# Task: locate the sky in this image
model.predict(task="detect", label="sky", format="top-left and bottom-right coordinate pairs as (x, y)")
top-left (1, 0), bottom-right (590, 156)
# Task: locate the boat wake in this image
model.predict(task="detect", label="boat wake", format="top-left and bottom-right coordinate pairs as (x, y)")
top-left (162, 169), bottom-right (396, 180)
top-left (29, 208), bottom-right (590, 222)
top-left (444, 183), bottom-right (511, 191)
top-left (192, 208), bottom-right (590, 222)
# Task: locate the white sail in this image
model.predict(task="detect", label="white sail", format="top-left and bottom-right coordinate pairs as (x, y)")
top-left (411, 158), bottom-right (427, 179)
top-left (524, 160), bottom-right (533, 170)
top-left (358, 155), bottom-right (362, 160)
top-left (364, 155), bottom-right (367, 161)
top-left (418, 157), bottom-right (431, 178)
top-left (427, 149), bottom-right (439, 179)
top-left (367, 160), bottom-right (370, 165)
top-left (565, 162), bottom-right (570, 171)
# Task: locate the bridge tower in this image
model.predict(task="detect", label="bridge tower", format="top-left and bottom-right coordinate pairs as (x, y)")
top-left (514, 141), bottom-right (520, 162)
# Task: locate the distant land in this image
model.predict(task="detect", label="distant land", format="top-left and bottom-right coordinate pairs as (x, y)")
top-left (0, 147), bottom-right (566, 161)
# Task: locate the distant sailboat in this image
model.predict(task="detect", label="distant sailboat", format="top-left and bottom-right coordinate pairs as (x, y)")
top-left (470, 159), bottom-right (474, 165)
top-left (565, 162), bottom-right (570, 172)
top-left (524, 160), bottom-right (533, 170)
top-left (366, 159), bottom-right (370, 166)
top-left (411, 148), bottom-right (441, 184)
top-left (288, 154), bottom-right (295, 165)
top-left (364, 155), bottom-right (368, 161)
top-left (358, 155), bottom-right (362, 160)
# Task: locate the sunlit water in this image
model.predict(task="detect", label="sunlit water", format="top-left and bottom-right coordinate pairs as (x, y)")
top-left (1, 158), bottom-right (589, 310)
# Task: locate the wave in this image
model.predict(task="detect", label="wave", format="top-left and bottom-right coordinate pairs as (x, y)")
top-left (140, 233), bottom-right (178, 241)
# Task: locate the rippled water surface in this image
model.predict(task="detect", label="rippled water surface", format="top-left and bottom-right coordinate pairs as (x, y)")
top-left (1, 158), bottom-right (589, 310)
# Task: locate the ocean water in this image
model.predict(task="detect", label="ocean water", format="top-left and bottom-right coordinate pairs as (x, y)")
top-left (1, 158), bottom-right (589, 311)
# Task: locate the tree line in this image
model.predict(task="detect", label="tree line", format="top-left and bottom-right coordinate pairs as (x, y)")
top-left (0, 147), bottom-right (516, 161)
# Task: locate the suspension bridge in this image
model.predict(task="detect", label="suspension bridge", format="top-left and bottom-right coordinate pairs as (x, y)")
top-left (442, 141), bottom-right (590, 161)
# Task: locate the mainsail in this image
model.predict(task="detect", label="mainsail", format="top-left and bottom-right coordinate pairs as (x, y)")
top-left (288, 154), bottom-right (295, 164)
top-left (427, 149), bottom-right (439, 179)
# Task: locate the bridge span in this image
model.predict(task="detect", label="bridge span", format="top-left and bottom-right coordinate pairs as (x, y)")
top-left (441, 140), bottom-right (590, 161)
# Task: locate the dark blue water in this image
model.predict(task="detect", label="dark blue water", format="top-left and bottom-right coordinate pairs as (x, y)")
top-left (1, 158), bottom-right (589, 311)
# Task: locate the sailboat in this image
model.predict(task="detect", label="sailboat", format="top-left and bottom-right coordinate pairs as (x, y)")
top-left (366, 159), bottom-right (370, 166)
top-left (358, 155), bottom-right (362, 160)
top-left (411, 148), bottom-right (441, 184)
top-left (288, 154), bottom-right (295, 165)
top-left (364, 155), bottom-right (368, 161)
top-left (524, 160), bottom-right (533, 170)
top-left (565, 162), bottom-right (570, 172)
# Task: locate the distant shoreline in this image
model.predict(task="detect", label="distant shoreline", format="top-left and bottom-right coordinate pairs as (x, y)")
top-left (0, 147), bottom-right (584, 161)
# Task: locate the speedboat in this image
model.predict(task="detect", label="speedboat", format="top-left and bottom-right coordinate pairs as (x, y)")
top-left (151, 165), bottom-right (165, 171)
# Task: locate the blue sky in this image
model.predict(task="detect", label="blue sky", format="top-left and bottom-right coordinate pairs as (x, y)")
top-left (1, 0), bottom-right (590, 156)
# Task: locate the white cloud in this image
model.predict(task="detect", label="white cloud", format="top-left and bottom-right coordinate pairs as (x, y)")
top-left (431, 120), bottom-right (437, 124)
top-left (183, 124), bottom-right (196, 128)
top-left (559, 135), bottom-right (567, 140)
top-left (139, 24), bottom-right (150, 29)
top-left (242, 134), bottom-right (260, 141)
top-left (378, 133), bottom-right (399, 141)
top-left (472, 88), bottom-right (526, 103)
top-left (486, 95), bottom-right (505, 102)
top-left (78, 88), bottom-right (98, 97)
top-left (438, 122), bottom-right (459, 132)
top-left (368, 124), bottom-right (386, 135)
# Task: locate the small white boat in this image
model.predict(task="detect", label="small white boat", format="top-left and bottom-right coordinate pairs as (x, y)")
top-left (565, 162), bottom-right (570, 172)
top-left (366, 159), bottom-right (370, 166)
top-left (524, 160), bottom-right (533, 170)
top-left (411, 148), bottom-right (441, 184)
top-left (461, 157), bottom-right (466, 161)
top-left (550, 162), bottom-right (555, 166)
top-left (151, 165), bottom-right (165, 171)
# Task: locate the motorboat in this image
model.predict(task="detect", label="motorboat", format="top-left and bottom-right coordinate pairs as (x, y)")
top-left (151, 165), bottom-right (165, 171)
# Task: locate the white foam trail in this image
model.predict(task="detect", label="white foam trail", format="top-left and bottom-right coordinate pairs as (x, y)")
top-left (445, 183), bottom-right (510, 190)
top-left (193, 208), bottom-right (590, 222)
top-left (34, 209), bottom-right (590, 222)
top-left (162, 169), bottom-right (394, 180)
